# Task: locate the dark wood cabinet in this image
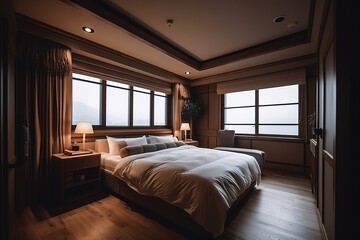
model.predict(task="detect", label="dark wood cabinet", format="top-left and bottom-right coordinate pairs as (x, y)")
top-left (52, 153), bottom-right (102, 205)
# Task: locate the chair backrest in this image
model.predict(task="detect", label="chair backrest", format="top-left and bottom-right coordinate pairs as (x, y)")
top-left (217, 129), bottom-right (235, 147)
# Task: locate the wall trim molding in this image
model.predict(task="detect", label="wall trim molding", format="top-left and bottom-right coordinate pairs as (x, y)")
top-left (191, 54), bottom-right (317, 86)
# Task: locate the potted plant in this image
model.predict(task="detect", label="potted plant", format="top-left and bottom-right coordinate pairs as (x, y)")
top-left (181, 99), bottom-right (202, 139)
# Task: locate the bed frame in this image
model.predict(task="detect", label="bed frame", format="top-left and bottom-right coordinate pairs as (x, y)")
top-left (95, 139), bottom-right (256, 238)
top-left (101, 170), bottom-right (255, 239)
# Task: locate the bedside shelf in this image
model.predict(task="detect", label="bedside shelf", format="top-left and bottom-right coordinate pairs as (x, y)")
top-left (52, 152), bottom-right (103, 206)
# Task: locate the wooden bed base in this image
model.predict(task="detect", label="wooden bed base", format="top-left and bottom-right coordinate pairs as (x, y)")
top-left (101, 170), bottom-right (256, 239)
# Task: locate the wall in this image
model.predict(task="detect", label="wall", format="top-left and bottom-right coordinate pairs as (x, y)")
top-left (1, 0), bottom-right (17, 239)
top-left (334, 0), bottom-right (357, 238)
top-left (192, 84), bottom-right (219, 148)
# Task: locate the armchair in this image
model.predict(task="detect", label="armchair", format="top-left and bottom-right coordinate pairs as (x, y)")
top-left (214, 130), bottom-right (266, 171)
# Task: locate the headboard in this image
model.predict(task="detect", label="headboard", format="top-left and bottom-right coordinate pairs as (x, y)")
top-left (95, 139), bottom-right (109, 153)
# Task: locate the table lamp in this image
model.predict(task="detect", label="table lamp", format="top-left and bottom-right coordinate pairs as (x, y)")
top-left (74, 121), bottom-right (94, 150)
top-left (180, 123), bottom-right (191, 141)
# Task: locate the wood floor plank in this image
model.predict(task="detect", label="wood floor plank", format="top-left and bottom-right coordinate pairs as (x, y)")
top-left (15, 169), bottom-right (325, 240)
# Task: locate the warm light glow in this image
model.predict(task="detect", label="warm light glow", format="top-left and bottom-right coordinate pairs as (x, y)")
top-left (75, 121), bottom-right (94, 150)
top-left (185, 71), bottom-right (191, 75)
top-left (180, 123), bottom-right (190, 141)
top-left (180, 123), bottom-right (190, 130)
top-left (82, 26), bottom-right (94, 33)
top-left (75, 121), bottom-right (94, 134)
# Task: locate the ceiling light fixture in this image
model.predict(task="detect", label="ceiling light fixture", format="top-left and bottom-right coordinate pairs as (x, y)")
top-left (273, 15), bottom-right (286, 23)
top-left (166, 19), bottom-right (173, 28)
top-left (82, 26), bottom-right (94, 33)
top-left (185, 71), bottom-right (191, 75)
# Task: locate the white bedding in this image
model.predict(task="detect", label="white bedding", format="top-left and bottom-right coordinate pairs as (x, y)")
top-left (105, 145), bottom-right (261, 237)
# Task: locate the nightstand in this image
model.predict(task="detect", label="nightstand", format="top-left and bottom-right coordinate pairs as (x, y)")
top-left (183, 140), bottom-right (199, 146)
top-left (52, 152), bottom-right (103, 206)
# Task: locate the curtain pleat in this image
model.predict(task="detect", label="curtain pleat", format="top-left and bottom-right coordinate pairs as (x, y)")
top-left (17, 33), bottom-right (71, 205)
top-left (173, 83), bottom-right (190, 140)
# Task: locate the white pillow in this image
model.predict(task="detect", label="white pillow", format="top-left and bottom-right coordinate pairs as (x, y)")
top-left (149, 135), bottom-right (176, 144)
top-left (106, 135), bottom-right (147, 155)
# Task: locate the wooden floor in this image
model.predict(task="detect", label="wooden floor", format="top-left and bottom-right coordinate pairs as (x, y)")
top-left (15, 169), bottom-right (325, 240)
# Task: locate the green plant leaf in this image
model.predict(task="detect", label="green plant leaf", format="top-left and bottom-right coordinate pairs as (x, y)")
top-left (181, 100), bottom-right (202, 121)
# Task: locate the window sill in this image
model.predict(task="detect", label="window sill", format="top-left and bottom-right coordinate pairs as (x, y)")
top-left (235, 135), bottom-right (306, 143)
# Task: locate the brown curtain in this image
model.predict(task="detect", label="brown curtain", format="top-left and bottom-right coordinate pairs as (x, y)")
top-left (172, 83), bottom-right (190, 140)
top-left (17, 33), bottom-right (72, 205)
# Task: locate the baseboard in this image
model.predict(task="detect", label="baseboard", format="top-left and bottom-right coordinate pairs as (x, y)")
top-left (264, 161), bottom-right (306, 173)
top-left (315, 205), bottom-right (328, 240)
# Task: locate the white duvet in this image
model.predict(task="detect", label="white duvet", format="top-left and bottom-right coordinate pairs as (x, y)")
top-left (110, 145), bottom-right (261, 237)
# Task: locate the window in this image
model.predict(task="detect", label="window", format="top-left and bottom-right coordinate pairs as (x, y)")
top-left (133, 87), bottom-right (150, 126)
top-left (106, 81), bottom-right (129, 126)
top-left (72, 73), bottom-right (169, 128)
top-left (224, 84), bottom-right (300, 136)
top-left (154, 91), bottom-right (167, 126)
top-left (72, 73), bottom-right (101, 125)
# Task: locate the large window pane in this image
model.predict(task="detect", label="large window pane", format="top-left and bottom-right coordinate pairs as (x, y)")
top-left (259, 84), bottom-right (298, 105)
top-left (225, 90), bottom-right (255, 107)
top-left (154, 94), bottom-right (166, 125)
top-left (106, 86), bottom-right (129, 126)
top-left (259, 125), bottom-right (298, 135)
top-left (72, 79), bottom-right (101, 125)
top-left (225, 107), bottom-right (255, 124)
top-left (259, 105), bottom-right (298, 124)
top-left (133, 90), bottom-right (150, 126)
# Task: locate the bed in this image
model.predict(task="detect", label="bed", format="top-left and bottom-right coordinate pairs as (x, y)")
top-left (95, 136), bottom-right (261, 238)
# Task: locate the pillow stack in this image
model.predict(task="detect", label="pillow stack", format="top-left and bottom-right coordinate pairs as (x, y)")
top-left (106, 135), bottom-right (147, 155)
top-left (106, 135), bottom-right (185, 158)
top-left (120, 141), bottom-right (185, 158)
top-left (148, 135), bottom-right (178, 144)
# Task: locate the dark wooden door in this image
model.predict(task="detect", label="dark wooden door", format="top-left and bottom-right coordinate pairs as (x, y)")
top-left (317, 2), bottom-right (335, 239)
top-left (0, 15), bottom-right (11, 240)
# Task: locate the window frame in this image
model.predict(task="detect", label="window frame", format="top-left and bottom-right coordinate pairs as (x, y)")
top-left (71, 73), bottom-right (170, 130)
top-left (72, 74), bottom-right (102, 126)
top-left (105, 80), bottom-right (130, 127)
top-left (153, 91), bottom-right (168, 126)
top-left (222, 84), bottom-right (305, 138)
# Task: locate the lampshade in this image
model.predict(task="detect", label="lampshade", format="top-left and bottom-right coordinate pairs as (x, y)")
top-left (180, 123), bottom-right (190, 131)
top-left (74, 121), bottom-right (94, 134)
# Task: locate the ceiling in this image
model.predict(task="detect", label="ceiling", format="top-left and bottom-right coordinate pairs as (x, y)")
top-left (13, 0), bottom-right (325, 81)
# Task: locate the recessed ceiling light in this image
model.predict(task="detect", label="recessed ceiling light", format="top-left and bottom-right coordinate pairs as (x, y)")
top-left (82, 26), bottom-right (94, 33)
top-left (185, 71), bottom-right (191, 75)
top-left (273, 15), bottom-right (286, 23)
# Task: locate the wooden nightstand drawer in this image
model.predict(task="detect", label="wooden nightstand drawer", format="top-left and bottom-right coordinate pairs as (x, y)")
top-left (63, 154), bottom-right (99, 171)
